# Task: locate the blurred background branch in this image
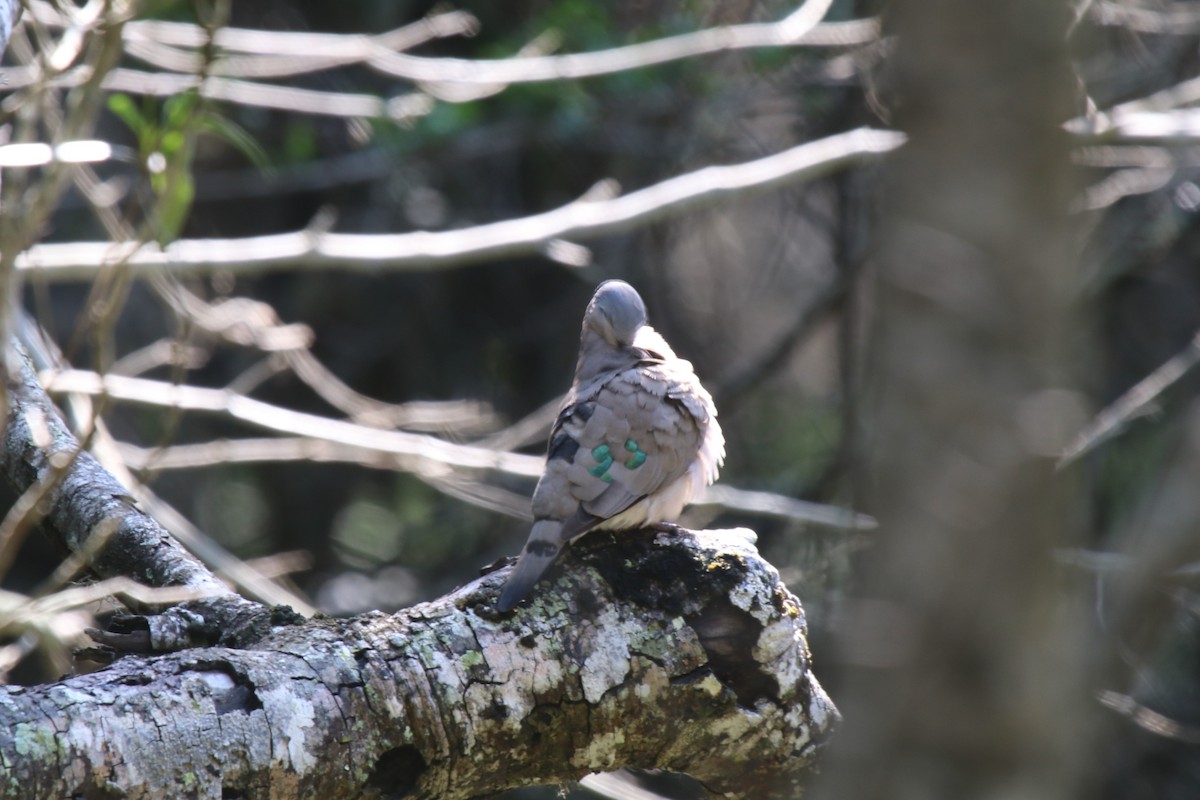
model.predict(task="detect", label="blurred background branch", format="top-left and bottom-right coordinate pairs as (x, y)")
top-left (15, 127), bottom-right (901, 279)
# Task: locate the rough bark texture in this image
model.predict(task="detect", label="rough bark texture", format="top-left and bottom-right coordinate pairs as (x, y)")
top-left (0, 526), bottom-right (836, 799)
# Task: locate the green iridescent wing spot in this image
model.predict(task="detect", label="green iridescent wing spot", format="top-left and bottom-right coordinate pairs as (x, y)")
top-left (589, 444), bottom-right (614, 478)
top-left (622, 437), bottom-right (646, 469)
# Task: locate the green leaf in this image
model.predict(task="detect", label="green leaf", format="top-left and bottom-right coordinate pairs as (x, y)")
top-left (164, 89), bottom-right (199, 130)
top-left (157, 172), bottom-right (194, 245)
top-left (160, 129), bottom-right (186, 156)
top-left (106, 93), bottom-right (145, 137)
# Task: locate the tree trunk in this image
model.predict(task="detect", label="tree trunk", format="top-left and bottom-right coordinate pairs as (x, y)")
top-left (819, 0), bottom-right (1097, 797)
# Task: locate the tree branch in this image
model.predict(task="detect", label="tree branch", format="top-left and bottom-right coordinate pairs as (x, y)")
top-left (0, 526), bottom-right (836, 798)
top-left (1, 340), bottom-right (293, 651)
top-left (39, 366), bottom-right (874, 528)
top-left (366, 1), bottom-right (862, 89)
top-left (0, 0), bottom-right (18, 60)
top-left (15, 127), bottom-right (903, 281)
top-left (1059, 329), bottom-right (1200, 466)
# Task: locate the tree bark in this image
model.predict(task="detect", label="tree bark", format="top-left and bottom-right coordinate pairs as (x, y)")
top-left (0, 527), bottom-right (836, 799)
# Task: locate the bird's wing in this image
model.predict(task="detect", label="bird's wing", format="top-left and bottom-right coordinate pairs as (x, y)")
top-left (532, 360), bottom-right (705, 529)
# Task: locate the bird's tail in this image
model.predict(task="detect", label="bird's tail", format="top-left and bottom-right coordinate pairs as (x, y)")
top-left (496, 519), bottom-right (564, 612)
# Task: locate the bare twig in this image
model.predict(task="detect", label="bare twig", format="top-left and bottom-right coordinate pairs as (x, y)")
top-left (716, 273), bottom-right (847, 407)
top-left (282, 347), bottom-right (500, 432)
top-left (122, 10), bottom-right (480, 79)
top-left (370, 3), bottom-right (870, 90)
top-left (96, 0), bottom-right (874, 90)
top-left (1059, 331), bottom-right (1200, 466)
top-left (3, 339), bottom-right (283, 651)
top-left (0, 65), bottom-right (438, 121)
top-left (142, 277), bottom-right (500, 432)
top-left (477, 393), bottom-right (564, 452)
top-left (115, 436), bottom-right (479, 472)
top-left (130, 486), bottom-right (317, 615)
top-left (17, 127), bottom-right (904, 281)
top-left (20, 2), bottom-right (874, 111)
top-left (700, 484), bottom-right (876, 530)
top-left (17, 314), bottom-right (316, 614)
top-left (112, 434), bottom-right (874, 530)
top-left (1053, 548), bottom-right (1200, 579)
top-left (1098, 691), bottom-right (1200, 745)
top-left (0, 577), bottom-right (226, 633)
top-left (1089, 1), bottom-right (1200, 34)
top-left (41, 368), bottom-right (545, 477)
top-left (120, 9), bottom-right (479, 55)
top-left (0, 0), bottom-right (19, 60)
top-left (24, 1), bottom-right (478, 60)
top-left (0, 426), bottom-right (79, 581)
top-left (0, 0), bottom-right (128, 416)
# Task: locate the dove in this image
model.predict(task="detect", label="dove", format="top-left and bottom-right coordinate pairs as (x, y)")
top-left (496, 279), bottom-right (724, 612)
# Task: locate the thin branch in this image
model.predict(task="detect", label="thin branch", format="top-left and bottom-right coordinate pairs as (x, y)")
top-left (16, 317), bottom-right (316, 615)
top-left (40, 368), bottom-right (546, 477)
top-left (477, 393), bottom-right (564, 452)
top-left (115, 435), bottom-right (474, 471)
top-left (1059, 330), bottom-right (1200, 467)
top-left (143, 276), bottom-right (501, 433)
top-left (700, 484), bottom-right (876, 530)
top-left (3, 340), bottom-right (282, 651)
top-left (129, 484), bottom-right (318, 615)
top-left (112, 434), bottom-right (875, 530)
top-left (24, 1), bottom-right (478, 58)
top-left (114, 0), bottom-right (876, 87)
top-left (0, 0), bottom-right (18, 60)
top-left (122, 10), bottom-right (480, 79)
top-left (283, 346), bottom-right (502, 432)
top-left (23, 1), bottom-right (875, 110)
top-left (1098, 690), bottom-right (1200, 745)
top-left (0, 65), bottom-right (434, 121)
top-left (1089, 1), bottom-right (1200, 34)
top-left (1053, 548), bottom-right (1200, 579)
top-left (0, 577), bottom-right (225, 633)
top-left (16, 127), bottom-right (905, 281)
top-left (1075, 166), bottom-right (1176, 211)
top-left (101, 68), bottom-right (433, 122)
top-left (716, 272), bottom-right (847, 407)
top-left (369, 4), bottom-right (872, 88)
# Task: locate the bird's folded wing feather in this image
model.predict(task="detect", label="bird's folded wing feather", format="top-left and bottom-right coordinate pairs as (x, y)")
top-left (531, 362), bottom-right (704, 534)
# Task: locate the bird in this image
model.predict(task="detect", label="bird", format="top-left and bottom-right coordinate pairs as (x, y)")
top-left (495, 279), bottom-right (725, 612)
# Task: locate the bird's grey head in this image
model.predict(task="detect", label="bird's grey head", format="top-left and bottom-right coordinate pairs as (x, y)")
top-left (585, 280), bottom-right (647, 346)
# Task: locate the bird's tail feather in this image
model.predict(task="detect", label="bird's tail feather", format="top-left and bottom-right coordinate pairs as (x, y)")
top-left (496, 520), bottom-right (564, 612)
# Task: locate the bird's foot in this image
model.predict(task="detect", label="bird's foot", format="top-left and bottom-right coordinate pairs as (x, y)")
top-left (647, 521), bottom-right (686, 535)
